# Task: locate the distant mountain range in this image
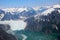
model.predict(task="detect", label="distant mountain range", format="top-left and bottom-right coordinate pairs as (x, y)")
top-left (0, 4), bottom-right (60, 21)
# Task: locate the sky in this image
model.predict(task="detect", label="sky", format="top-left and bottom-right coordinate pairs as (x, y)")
top-left (0, 0), bottom-right (60, 8)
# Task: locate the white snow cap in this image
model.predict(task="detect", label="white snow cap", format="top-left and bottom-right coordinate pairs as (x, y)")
top-left (53, 4), bottom-right (60, 8)
top-left (41, 4), bottom-right (60, 15)
top-left (41, 8), bottom-right (55, 15)
top-left (2, 8), bottom-right (28, 13)
top-left (33, 7), bottom-right (40, 10)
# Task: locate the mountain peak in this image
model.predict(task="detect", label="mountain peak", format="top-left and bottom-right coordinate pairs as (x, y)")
top-left (2, 8), bottom-right (28, 13)
top-left (53, 4), bottom-right (60, 8)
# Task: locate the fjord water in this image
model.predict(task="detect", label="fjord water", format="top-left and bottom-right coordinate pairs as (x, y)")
top-left (14, 30), bottom-right (60, 40)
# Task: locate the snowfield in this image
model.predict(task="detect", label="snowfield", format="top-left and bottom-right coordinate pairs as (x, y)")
top-left (0, 20), bottom-right (27, 30)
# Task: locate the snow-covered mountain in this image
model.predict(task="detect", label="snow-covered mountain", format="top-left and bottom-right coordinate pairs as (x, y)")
top-left (34, 4), bottom-right (60, 17)
top-left (0, 4), bottom-right (60, 32)
top-left (2, 8), bottom-right (27, 13)
top-left (0, 4), bottom-right (60, 21)
top-left (41, 4), bottom-right (60, 16)
top-left (24, 4), bottom-right (60, 33)
top-left (0, 7), bottom-right (37, 20)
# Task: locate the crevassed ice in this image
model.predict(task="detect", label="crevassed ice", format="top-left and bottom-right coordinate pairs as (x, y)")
top-left (0, 20), bottom-right (27, 31)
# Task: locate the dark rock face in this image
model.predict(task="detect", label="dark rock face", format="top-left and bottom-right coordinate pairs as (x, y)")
top-left (12, 12), bottom-right (20, 20)
top-left (0, 9), bottom-right (5, 14)
top-left (0, 29), bottom-right (17, 40)
top-left (25, 8), bottom-right (60, 33)
top-left (25, 17), bottom-right (39, 32)
top-left (0, 9), bottom-right (5, 21)
top-left (57, 36), bottom-right (60, 40)
top-left (18, 8), bottom-right (36, 17)
top-left (0, 24), bottom-right (10, 31)
top-left (2, 12), bottom-right (12, 21)
top-left (0, 24), bottom-right (17, 40)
